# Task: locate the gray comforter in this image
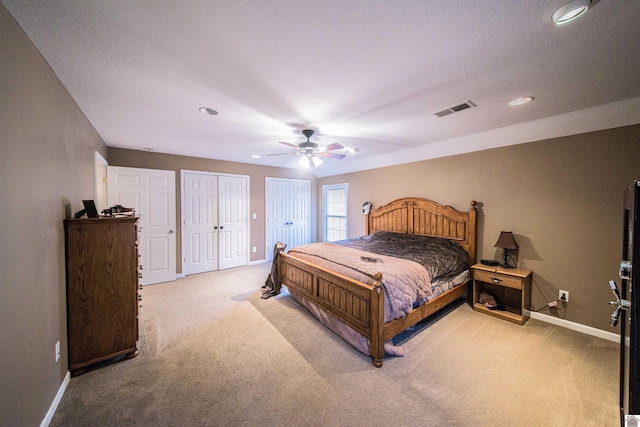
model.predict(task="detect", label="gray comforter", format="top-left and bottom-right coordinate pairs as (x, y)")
top-left (334, 231), bottom-right (469, 281)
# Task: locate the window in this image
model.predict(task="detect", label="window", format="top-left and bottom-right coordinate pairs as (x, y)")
top-left (323, 183), bottom-right (348, 242)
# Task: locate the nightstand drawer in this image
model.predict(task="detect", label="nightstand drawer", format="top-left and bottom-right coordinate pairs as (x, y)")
top-left (474, 270), bottom-right (523, 290)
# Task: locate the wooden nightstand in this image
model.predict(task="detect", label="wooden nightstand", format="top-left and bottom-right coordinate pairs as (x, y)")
top-left (471, 264), bottom-right (532, 325)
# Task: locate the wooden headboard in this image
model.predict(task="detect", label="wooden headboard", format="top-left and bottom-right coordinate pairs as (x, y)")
top-left (365, 197), bottom-right (477, 264)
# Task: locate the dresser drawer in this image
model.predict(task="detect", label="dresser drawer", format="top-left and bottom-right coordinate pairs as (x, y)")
top-left (474, 270), bottom-right (523, 290)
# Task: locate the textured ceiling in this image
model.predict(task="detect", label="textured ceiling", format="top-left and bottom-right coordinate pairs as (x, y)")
top-left (3, 0), bottom-right (640, 177)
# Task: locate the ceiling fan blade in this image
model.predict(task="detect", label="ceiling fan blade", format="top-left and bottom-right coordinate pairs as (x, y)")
top-left (319, 152), bottom-right (346, 160)
top-left (278, 141), bottom-right (300, 149)
top-left (318, 143), bottom-right (344, 152)
top-left (267, 152), bottom-right (296, 156)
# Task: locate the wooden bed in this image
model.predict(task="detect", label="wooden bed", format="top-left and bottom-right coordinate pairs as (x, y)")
top-left (277, 197), bottom-right (477, 367)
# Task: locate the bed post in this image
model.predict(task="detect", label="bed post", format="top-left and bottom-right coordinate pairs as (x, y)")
top-left (365, 212), bottom-right (371, 235)
top-left (370, 272), bottom-right (385, 368)
top-left (468, 200), bottom-right (477, 265)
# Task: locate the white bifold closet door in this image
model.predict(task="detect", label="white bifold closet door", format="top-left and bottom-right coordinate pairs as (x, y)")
top-left (182, 171), bottom-right (248, 275)
top-left (265, 178), bottom-right (310, 262)
top-left (182, 172), bottom-right (218, 274)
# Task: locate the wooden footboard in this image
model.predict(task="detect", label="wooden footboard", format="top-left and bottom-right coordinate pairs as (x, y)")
top-left (278, 251), bottom-right (470, 367)
top-left (278, 251), bottom-right (387, 367)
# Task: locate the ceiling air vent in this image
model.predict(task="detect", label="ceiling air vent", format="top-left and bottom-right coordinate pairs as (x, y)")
top-left (434, 100), bottom-right (477, 118)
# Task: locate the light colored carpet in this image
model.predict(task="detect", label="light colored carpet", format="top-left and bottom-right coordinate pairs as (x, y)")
top-left (50, 263), bottom-right (619, 426)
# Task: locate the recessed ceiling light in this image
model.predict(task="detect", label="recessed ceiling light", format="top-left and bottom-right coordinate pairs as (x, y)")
top-left (509, 96), bottom-right (534, 106)
top-left (552, 0), bottom-right (590, 25)
top-left (199, 107), bottom-right (218, 115)
top-left (251, 155), bottom-right (261, 158)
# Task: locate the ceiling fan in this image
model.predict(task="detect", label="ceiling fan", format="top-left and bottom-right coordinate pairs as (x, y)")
top-left (268, 129), bottom-right (345, 168)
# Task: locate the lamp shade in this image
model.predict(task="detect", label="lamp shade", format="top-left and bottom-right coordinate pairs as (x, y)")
top-left (494, 231), bottom-right (519, 250)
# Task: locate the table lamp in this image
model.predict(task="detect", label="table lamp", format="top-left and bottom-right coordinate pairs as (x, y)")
top-left (494, 231), bottom-right (518, 268)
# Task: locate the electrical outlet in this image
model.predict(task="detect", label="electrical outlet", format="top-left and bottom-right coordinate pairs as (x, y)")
top-left (252, 247), bottom-right (256, 253)
top-left (559, 290), bottom-right (569, 303)
top-left (55, 341), bottom-right (60, 362)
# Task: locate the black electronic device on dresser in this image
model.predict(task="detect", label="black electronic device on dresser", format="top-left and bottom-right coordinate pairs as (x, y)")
top-left (609, 180), bottom-right (640, 426)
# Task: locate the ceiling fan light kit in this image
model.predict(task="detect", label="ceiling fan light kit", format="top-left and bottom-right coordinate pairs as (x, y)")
top-left (269, 129), bottom-right (346, 168)
top-left (299, 155), bottom-right (322, 169)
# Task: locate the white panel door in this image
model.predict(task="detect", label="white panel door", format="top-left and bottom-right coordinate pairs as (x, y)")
top-left (265, 178), bottom-right (310, 261)
top-left (94, 152), bottom-right (108, 212)
top-left (266, 179), bottom-right (289, 262)
top-left (108, 166), bottom-right (176, 285)
top-left (183, 172), bottom-right (218, 275)
top-left (218, 175), bottom-right (248, 270)
top-left (288, 180), bottom-right (310, 248)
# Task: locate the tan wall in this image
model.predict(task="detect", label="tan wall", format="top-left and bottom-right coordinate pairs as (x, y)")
top-left (0, 4), bottom-right (108, 426)
top-left (318, 125), bottom-right (640, 332)
top-left (106, 149), bottom-right (317, 270)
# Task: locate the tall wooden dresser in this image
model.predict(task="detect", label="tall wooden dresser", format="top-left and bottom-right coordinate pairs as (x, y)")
top-left (64, 217), bottom-right (141, 376)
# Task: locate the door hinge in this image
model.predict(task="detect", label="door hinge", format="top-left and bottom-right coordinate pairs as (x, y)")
top-left (103, 177), bottom-right (108, 184)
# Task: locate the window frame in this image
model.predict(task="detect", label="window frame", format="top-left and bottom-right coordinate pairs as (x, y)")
top-left (322, 183), bottom-right (349, 242)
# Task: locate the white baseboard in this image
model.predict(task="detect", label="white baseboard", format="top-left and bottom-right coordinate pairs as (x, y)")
top-left (528, 311), bottom-right (620, 342)
top-left (41, 370), bottom-right (70, 427)
top-left (177, 261), bottom-right (266, 278)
